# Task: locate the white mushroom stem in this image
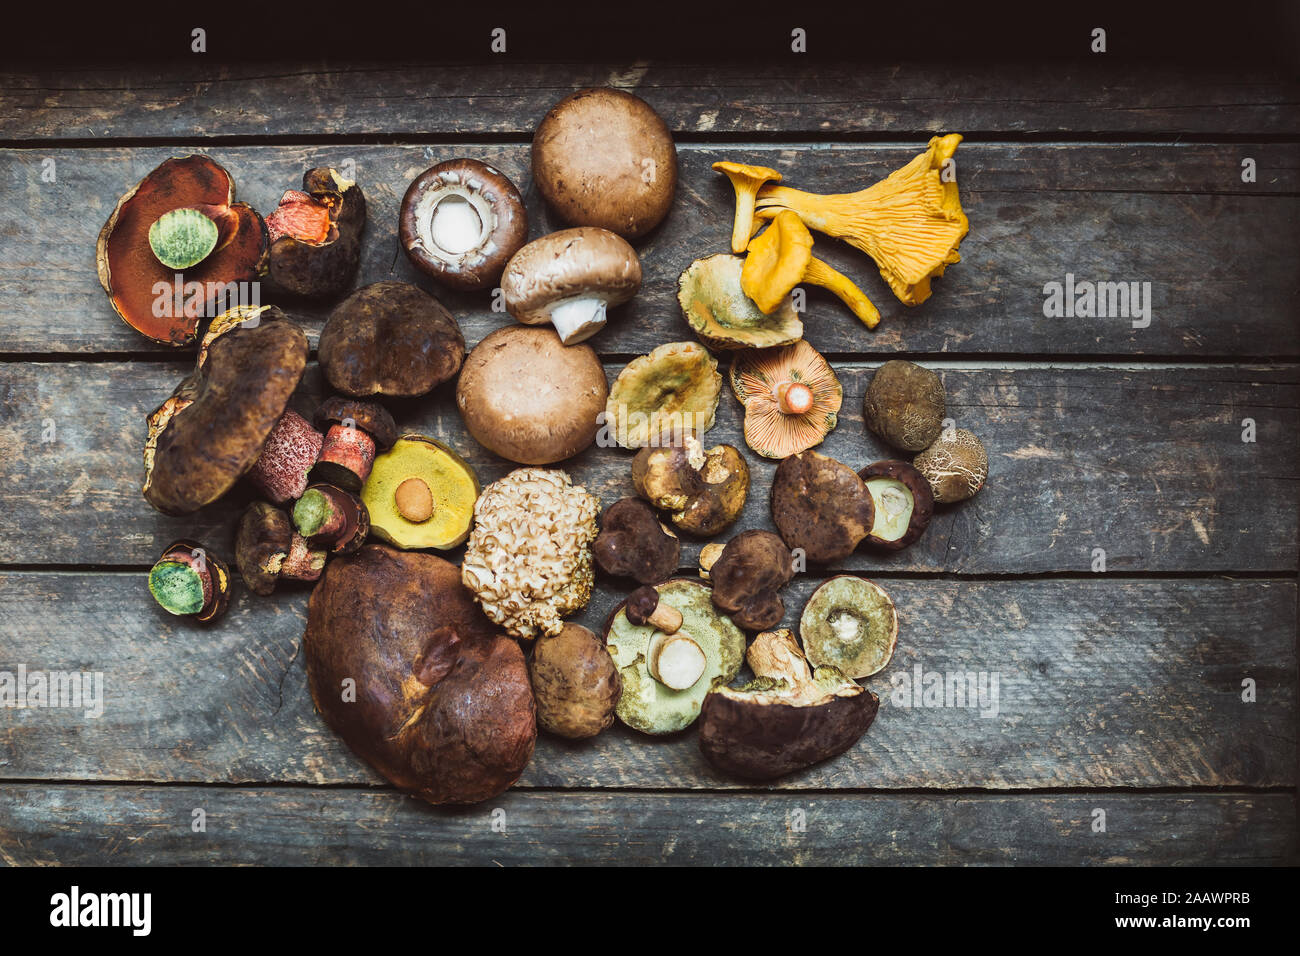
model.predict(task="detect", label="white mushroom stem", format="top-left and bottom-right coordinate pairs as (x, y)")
top-left (646, 631), bottom-right (707, 690)
top-left (547, 296), bottom-right (609, 345)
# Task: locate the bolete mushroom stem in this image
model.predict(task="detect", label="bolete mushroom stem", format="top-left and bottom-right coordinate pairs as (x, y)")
top-left (646, 632), bottom-right (707, 691)
top-left (626, 585), bottom-right (684, 634)
top-left (395, 477), bottom-right (435, 523)
top-left (774, 381), bottom-right (815, 416)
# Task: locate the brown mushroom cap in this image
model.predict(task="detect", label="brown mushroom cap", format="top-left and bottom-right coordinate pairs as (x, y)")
top-left (456, 325), bottom-right (608, 464)
top-left (399, 158), bottom-right (528, 291)
top-left (312, 397), bottom-right (398, 449)
top-left (632, 436), bottom-right (750, 538)
top-left (730, 341), bottom-right (843, 459)
top-left (709, 530), bottom-right (795, 632)
top-left (142, 308), bottom-right (308, 515)
top-left (606, 341), bottom-right (722, 449)
top-left (532, 87), bottom-right (677, 239)
top-left (235, 502), bottom-right (293, 596)
top-left (304, 544), bottom-right (536, 805)
top-left (318, 281), bottom-right (466, 398)
top-left (699, 628), bottom-right (879, 781)
top-left (769, 450), bottom-right (875, 564)
top-left (592, 497), bottom-right (681, 584)
top-left (914, 427), bottom-right (989, 503)
top-left (863, 360), bottom-right (946, 452)
top-left (529, 623), bottom-right (622, 740)
top-left (858, 459), bottom-right (935, 549)
top-left (267, 167), bottom-right (366, 299)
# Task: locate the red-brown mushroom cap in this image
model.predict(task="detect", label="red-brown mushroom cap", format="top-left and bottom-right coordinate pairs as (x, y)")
top-left (267, 166), bottom-right (366, 300)
top-left (592, 497), bottom-right (681, 584)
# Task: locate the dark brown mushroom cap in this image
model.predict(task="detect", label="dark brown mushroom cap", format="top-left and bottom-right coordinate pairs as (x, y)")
top-left (268, 167), bottom-right (366, 299)
top-left (142, 309), bottom-right (308, 516)
top-left (632, 437), bottom-right (750, 538)
top-left (235, 502), bottom-right (293, 596)
top-left (532, 87), bottom-right (678, 240)
top-left (592, 498), bottom-right (681, 584)
top-left (529, 623), bottom-right (621, 740)
top-left (399, 158), bottom-right (528, 291)
top-left (304, 544), bottom-right (536, 805)
top-left (318, 281), bottom-right (466, 398)
top-left (857, 459), bottom-right (935, 550)
top-left (863, 360), bottom-right (946, 452)
top-left (501, 227), bottom-right (642, 326)
top-left (624, 585), bottom-right (662, 627)
top-left (769, 450), bottom-right (874, 563)
top-left (709, 530), bottom-right (794, 631)
top-left (312, 397), bottom-right (399, 449)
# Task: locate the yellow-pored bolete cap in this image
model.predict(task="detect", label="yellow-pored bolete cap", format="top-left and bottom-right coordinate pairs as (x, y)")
top-left (712, 161), bottom-right (782, 254)
top-left (755, 134), bottom-right (968, 308)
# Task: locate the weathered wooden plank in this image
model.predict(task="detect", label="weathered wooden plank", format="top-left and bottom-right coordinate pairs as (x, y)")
top-left (2, 61), bottom-right (1296, 140)
top-left (0, 573), bottom-right (1292, 790)
top-left (0, 785), bottom-right (1292, 866)
top-left (2, 143), bottom-right (1297, 356)
top-left (1, 362), bottom-right (1295, 572)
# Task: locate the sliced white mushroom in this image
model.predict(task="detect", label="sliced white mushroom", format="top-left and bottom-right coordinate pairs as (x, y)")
top-left (646, 631), bottom-right (707, 690)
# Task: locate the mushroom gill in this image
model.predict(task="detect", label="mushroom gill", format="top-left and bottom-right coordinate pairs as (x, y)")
top-left (730, 341), bottom-right (842, 459)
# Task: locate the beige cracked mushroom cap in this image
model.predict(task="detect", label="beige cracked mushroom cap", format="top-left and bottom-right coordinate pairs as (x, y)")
top-left (501, 227), bottom-right (642, 345)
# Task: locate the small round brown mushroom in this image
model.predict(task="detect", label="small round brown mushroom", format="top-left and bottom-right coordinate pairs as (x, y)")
top-left (456, 325), bottom-right (608, 465)
top-left (857, 459), bottom-right (935, 549)
top-left (318, 281), bottom-right (466, 398)
top-left (863, 360), bottom-right (946, 452)
top-left (625, 585), bottom-right (685, 634)
top-left (529, 623), bottom-right (621, 740)
top-left (532, 87), bottom-right (677, 239)
top-left (399, 158), bottom-right (528, 291)
top-left (501, 227), bottom-right (642, 344)
top-left (709, 530), bottom-right (795, 632)
top-left (236, 502), bottom-right (328, 594)
top-left (311, 397), bottom-right (399, 491)
top-left (914, 427), bottom-right (989, 503)
top-left (147, 539), bottom-right (231, 623)
top-left (770, 450), bottom-right (875, 564)
top-left (592, 498), bottom-right (681, 584)
top-left (292, 483), bottom-right (370, 555)
top-left (632, 435), bottom-right (750, 537)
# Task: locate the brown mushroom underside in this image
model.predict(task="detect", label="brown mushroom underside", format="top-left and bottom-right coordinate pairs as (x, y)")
top-left (304, 545), bottom-right (536, 806)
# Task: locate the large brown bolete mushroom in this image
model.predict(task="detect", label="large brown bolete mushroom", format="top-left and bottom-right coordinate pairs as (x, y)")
top-left (605, 341), bottom-right (721, 449)
top-left (529, 623), bottom-right (621, 740)
top-left (399, 158), bottom-right (528, 290)
top-left (304, 544), bottom-right (536, 805)
top-left (800, 575), bottom-right (898, 679)
top-left (709, 530), bottom-right (795, 632)
top-left (147, 539), bottom-right (231, 623)
top-left (457, 325), bottom-right (608, 465)
top-left (532, 87), bottom-right (677, 240)
top-left (863, 360), bottom-right (946, 452)
top-left (769, 450), bottom-right (874, 563)
top-left (858, 459), bottom-right (934, 549)
top-left (142, 307), bottom-right (308, 515)
top-left (592, 497), bottom-right (681, 584)
top-left (97, 155), bottom-right (268, 346)
top-left (730, 340), bottom-right (842, 459)
top-left (699, 628), bottom-right (879, 781)
top-left (318, 281), bottom-right (466, 398)
top-left (266, 167), bottom-right (366, 299)
top-left (501, 227), bottom-right (641, 345)
top-left (633, 434), bottom-right (750, 538)
top-left (678, 254), bottom-right (803, 351)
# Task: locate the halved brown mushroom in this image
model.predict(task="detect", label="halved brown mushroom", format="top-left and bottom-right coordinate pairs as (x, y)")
top-left (769, 450), bottom-right (874, 563)
top-left (456, 325), bottom-right (608, 465)
top-left (632, 435), bottom-right (750, 537)
top-left (97, 155), bottom-right (268, 346)
top-left (501, 227), bottom-right (641, 344)
top-left (143, 307), bottom-right (308, 515)
top-left (292, 483), bottom-right (370, 555)
top-left (311, 397), bottom-right (399, 491)
top-left (699, 628), bottom-right (879, 781)
top-left (399, 158), bottom-right (528, 290)
top-left (148, 539), bottom-right (231, 623)
top-left (592, 498), bottom-right (681, 584)
top-left (266, 167), bottom-right (366, 299)
top-left (532, 87), bottom-right (677, 240)
top-left (730, 341), bottom-right (842, 459)
top-left (304, 544), bottom-right (536, 805)
top-left (709, 530), bottom-right (794, 632)
top-left (318, 281), bottom-right (466, 398)
top-left (858, 459), bottom-right (934, 549)
top-left (800, 576), bottom-right (898, 679)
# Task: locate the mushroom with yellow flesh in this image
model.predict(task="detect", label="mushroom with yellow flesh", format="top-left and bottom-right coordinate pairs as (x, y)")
top-left (755, 134), bottom-right (969, 307)
top-left (742, 210), bottom-right (881, 329)
top-left (729, 340), bottom-right (842, 459)
top-left (712, 161), bottom-right (782, 254)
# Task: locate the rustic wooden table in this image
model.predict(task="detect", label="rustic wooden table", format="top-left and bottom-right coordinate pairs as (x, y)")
top-left (0, 60), bottom-right (1296, 865)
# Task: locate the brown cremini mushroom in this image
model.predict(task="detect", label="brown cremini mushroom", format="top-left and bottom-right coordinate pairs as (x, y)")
top-left (712, 161), bottom-right (782, 254)
top-left (318, 281), bottom-right (466, 398)
top-left (730, 340), bottom-right (842, 459)
top-left (863, 360), bottom-right (946, 452)
top-left (148, 539), bottom-right (231, 623)
top-left (533, 87), bottom-right (677, 239)
top-left (304, 545), bottom-right (536, 805)
top-left (770, 450), bottom-right (875, 563)
top-left (605, 341), bottom-right (722, 449)
top-left (709, 530), bottom-right (795, 632)
top-left (529, 623), bottom-right (622, 740)
top-left (457, 325), bottom-right (608, 465)
top-left (266, 167), bottom-right (366, 299)
top-left (632, 434), bottom-right (750, 538)
top-left (399, 158), bottom-right (528, 291)
top-left (914, 427), bottom-right (989, 503)
top-left (858, 459), bottom-right (935, 549)
top-left (501, 227), bottom-right (642, 345)
top-left (698, 628), bottom-right (879, 781)
top-left (592, 498), bottom-right (681, 584)
top-left (310, 397), bottom-right (399, 491)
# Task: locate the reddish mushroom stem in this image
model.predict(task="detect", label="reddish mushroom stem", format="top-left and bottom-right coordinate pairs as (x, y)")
top-left (249, 408), bottom-right (323, 505)
top-left (318, 423), bottom-right (378, 486)
top-left (280, 533), bottom-right (328, 582)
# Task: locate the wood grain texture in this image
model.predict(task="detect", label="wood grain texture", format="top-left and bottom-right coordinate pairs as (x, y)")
top-left (3, 143), bottom-right (1298, 356)
top-left (0, 572), bottom-right (1292, 790)
top-left (2, 61), bottom-right (1297, 140)
top-left (1, 361), bottom-right (1294, 572)
top-left (0, 785), bottom-right (1292, 866)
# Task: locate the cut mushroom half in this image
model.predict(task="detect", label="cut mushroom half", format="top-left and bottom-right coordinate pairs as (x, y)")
top-left (800, 576), bottom-right (898, 679)
top-left (730, 340), bottom-right (843, 459)
top-left (646, 632), bottom-right (707, 690)
top-left (858, 460), bottom-right (934, 549)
